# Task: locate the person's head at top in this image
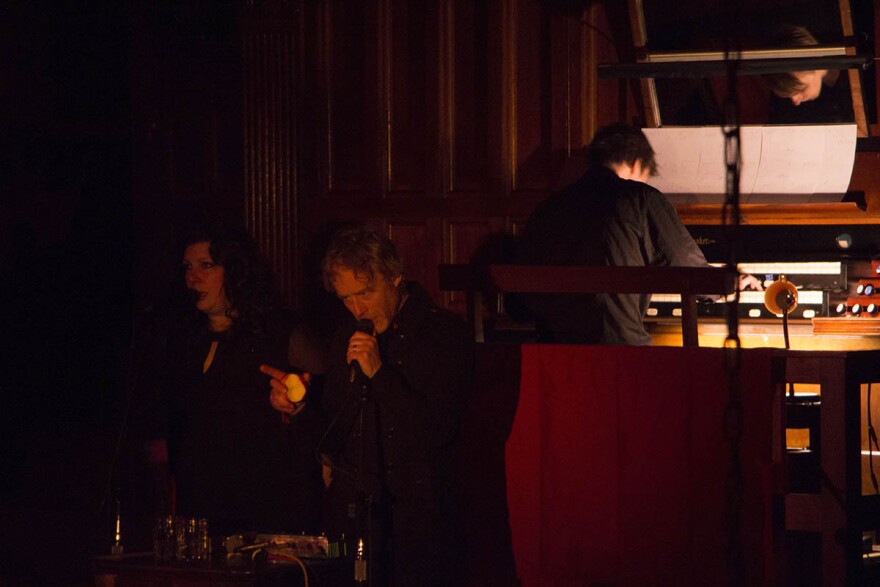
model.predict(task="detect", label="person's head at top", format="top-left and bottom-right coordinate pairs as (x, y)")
top-left (586, 123), bottom-right (658, 183)
top-left (180, 218), bottom-right (278, 333)
top-left (321, 226), bottom-right (406, 335)
top-left (763, 24), bottom-right (838, 106)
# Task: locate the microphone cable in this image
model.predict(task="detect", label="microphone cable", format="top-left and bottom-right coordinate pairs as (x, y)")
top-left (314, 319), bottom-right (377, 481)
top-left (313, 383), bottom-right (361, 482)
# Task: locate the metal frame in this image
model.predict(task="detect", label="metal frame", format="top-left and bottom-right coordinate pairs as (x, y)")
top-left (621, 0), bottom-right (870, 137)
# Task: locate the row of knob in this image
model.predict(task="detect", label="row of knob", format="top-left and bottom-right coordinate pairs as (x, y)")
top-left (837, 278), bottom-right (880, 316)
top-left (836, 301), bottom-right (879, 316)
top-left (856, 283), bottom-right (875, 296)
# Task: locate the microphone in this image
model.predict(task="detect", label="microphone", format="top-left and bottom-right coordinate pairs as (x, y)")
top-left (350, 319), bottom-right (374, 383)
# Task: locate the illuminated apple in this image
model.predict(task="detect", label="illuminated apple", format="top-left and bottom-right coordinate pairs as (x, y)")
top-left (284, 373), bottom-right (306, 403)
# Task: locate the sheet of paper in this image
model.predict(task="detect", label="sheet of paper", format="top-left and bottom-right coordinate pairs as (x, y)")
top-left (812, 125), bottom-right (858, 194)
top-left (643, 127), bottom-right (708, 194)
top-left (752, 126), bottom-right (828, 194)
top-left (644, 125), bottom-right (856, 204)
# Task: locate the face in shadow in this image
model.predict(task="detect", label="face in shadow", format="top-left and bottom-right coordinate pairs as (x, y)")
top-left (183, 240), bottom-right (230, 320)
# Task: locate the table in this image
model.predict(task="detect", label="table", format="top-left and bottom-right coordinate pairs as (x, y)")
top-left (93, 552), bottom-right (353, 587)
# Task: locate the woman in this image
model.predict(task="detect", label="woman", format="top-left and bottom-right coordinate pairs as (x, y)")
top-left (148, 221), bottom-right (325, 536)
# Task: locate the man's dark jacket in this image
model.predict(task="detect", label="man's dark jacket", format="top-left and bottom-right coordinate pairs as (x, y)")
top-left (321, 281), bottom-right (473, 586)
top-left (519, 166), bottom-right (708, 345)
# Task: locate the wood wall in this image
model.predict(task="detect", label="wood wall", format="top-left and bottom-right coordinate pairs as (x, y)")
top-left (241, 0), bottom-right (640, 310)
top-left (130, 0), bottom-right (880, 313)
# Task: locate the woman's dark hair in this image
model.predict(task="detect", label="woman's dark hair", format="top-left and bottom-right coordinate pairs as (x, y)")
top-left (180, 219), bottom-right (281, 336)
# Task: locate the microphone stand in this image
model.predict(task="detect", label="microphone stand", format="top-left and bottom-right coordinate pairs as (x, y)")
top-left (352, 365), bottom-right (373, 586)
top-left (100, 304), bottom-right (158, 554)
top-left (779, 292), bottom-right (795, 398)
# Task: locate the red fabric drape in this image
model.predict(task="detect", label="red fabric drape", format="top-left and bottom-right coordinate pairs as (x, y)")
top-left (506, 345), bottom-right (776, 586)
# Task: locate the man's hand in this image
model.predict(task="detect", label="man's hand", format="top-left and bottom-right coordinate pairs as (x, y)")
top-left (260, 364), bottom-right (310, 415)
top-left (738, 273), bottom-right (763, 291)
top-left (347, 331), bottom-right (382, 378)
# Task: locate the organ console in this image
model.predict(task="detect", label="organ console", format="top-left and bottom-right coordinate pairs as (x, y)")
top-left (616, 0), bottom-right (879, 352)
top-left (647, 224), bottom-right (880, 349)
top-left (432, 1), bottom-right (880, 584)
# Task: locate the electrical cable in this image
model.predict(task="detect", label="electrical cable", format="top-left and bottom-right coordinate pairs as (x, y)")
top-left (267, 552), bottom-right (310, 587)
top-left (313, 383), bottom-right (361, 481)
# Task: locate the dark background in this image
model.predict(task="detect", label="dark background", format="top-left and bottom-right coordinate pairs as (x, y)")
top-left (0, 3), bottom-right (242, 585)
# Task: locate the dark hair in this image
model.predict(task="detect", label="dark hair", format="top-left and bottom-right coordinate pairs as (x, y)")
top-left (321, 227), bottom-right (404, 291)
top-left (585, 123), bottom-right (657, 176)
top-left (180, 219), bottom-right (280, 335)
top-left (762, 25), bottom-right (819, 98)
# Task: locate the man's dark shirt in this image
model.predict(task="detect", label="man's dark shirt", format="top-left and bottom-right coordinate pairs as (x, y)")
top-left (519, 166), bottom-right (708, 345)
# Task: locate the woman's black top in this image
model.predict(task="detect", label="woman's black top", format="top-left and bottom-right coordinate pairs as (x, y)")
top-left (161, 311), bottom-right (324, 536)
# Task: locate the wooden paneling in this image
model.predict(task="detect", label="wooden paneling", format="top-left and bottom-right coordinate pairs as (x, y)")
top-left (446, 220), bottom-right (498, 310)
top-left (510, 0), bottom-right (551, 192)
top-left (387, 0), bottom-right (433, 194)
top-left (550, 10), bottom-right (589, 156)
top-left (388, 220), bottom-right (442, 294)
top-left (547, 5), bottom-right (602, 191)
top-left (243, 0), bottom-right (641, 311)
top-left (447, 0), bottom-right (493, 193)
top-left (326, 1), bottom-right (379, 194)
top-left (243, 10), bottom-right (299, 303)
top-left (595, 0), bottom-right (639, 126)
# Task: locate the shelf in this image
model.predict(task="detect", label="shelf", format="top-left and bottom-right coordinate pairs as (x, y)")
top-left (599, 54), bottom-right (870, 79)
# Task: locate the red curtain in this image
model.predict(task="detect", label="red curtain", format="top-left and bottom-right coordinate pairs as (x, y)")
top-left (506, 345), bottom-right (777, 586)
